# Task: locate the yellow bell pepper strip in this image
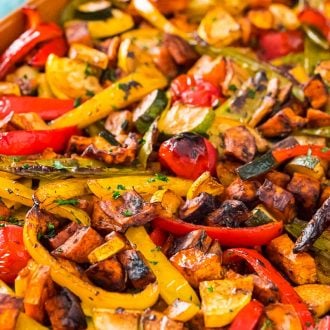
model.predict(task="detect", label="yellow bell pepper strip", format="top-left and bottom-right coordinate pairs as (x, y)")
top-left (24, 206), bottom-right (160, 310)
top-left (132, 0), bottom-right (193, 42)
top-left (50, 65), bottom-right (167, 129)
top-left (15, 312), bottom-right (48, 330)
top-left (0, 177), bottom-right (33, 207)
top-left (125, 226), bottom-right (200, 306)
top-left (87, 175), bottom-right (193, 200)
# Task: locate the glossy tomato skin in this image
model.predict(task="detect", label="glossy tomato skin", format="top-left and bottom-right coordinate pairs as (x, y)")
top-left (259, 30), bottom-right (304, 61)
top-left (170, 74), bottom-right (221, 107)
top-left (0, 225), bottom-right (30, 284)
top-left (158, 132), bottom-right (217, 180)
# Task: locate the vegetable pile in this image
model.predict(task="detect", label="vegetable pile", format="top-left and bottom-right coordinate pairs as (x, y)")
top-left (0, 0), bottom-right (329, 329)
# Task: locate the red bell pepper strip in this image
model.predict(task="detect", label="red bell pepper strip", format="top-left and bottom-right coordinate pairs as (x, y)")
top-left (22, 6), bottom-right (42, 30)
top-left (223, 248), bottom-right (315, 330)
top-left (149, 227), bottom-right (167, 246)
top-left (0, 23), bottom-right (63, 79)
top-left (299, 8), bottom-right (330, 42)
top-left (272, 144), bottom-right (330, 163)
top-left (152, 217), bottom-right (283, 247)
top-left (229, 300), bottom-right (264, 330)
top-left (0, 96), bottom-right (74, 121)
top-left (0, 126), bottom-right (79, 155)
top-left (259, 30), bottom-right (304, 61)
top-left (27, 37), bottom-right (68, 67)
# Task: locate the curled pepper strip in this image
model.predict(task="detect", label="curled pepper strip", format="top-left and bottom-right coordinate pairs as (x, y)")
top-left (223, 248), bottom-right (314, 330)
top-left (152, 217), bottom-right (283, 247)
top-left (0, 23), bottom-right (63, 79)
top-left (24, 206), bottom-right (160, 309)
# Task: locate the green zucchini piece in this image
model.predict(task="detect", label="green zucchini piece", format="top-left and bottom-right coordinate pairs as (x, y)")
top-left (76, 0), bottom-right (112, 20)
top-left (245, 204), bottom-right (275, 227)
top-left (133, 89), bottom-right (167, 134)
top-left (87, 9), bottom-right (134, 39)
top-left (158, 102), bottom-right (214, 136)
top-left (138, 120), bottom-right (159, 169)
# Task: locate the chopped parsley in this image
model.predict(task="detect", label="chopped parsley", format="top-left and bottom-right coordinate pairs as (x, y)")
top-left (55, 199), bottom-right (79, 206)
top-left (84, 63), bottom-right (93, 77)
top-left (74, 97), bottom-right (82, 108)
top-left (112, 190), bottom-right (121, 199)
top-left (207, 286), bottom-right (214, 293)
top-left (22, 164), bottom-right (30, 169)
top-left (118, 80), bottom-right (142, 100)
top-left (228, 84), bottom-right (238, 92)
top-left (53, 160), bottom-right (67, 170)
top-left (117, 184), bottom-right (126, 190)
top-left (247, 88), bottom-right (256, 99)
top-left (86, 90), bottom-right (95, 97)
top-left (149, 260), bottom-right (158, 265)
top-left (321, 147), bottom-right (330, 153)
top-left (150, 246), bottom-right (162, 252)
top-left (121, 209), bottom-right (133, 217)
top-left (147, 173), bottom-right (169, 183)
top-left (46, 222), bottom-right (56, 238)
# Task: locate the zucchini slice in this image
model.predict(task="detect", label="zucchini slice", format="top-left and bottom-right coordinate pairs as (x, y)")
top-left (87, 9), bottom-right (134, 39)
top-left (76, 0), bottom-right (112, 21)
top-left (133, 89), bottom-right (168, 134)
top-left (158, 102), bottom-right (214, 136)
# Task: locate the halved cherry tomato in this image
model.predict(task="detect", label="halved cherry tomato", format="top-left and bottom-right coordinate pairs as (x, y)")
top-left (259, 30), bottom-right (304, 61)
top-left (170, 74), bottom-right (221, 107)
top-left (158, 132), bottom-right (217, 180)
top-left (0, 225), bottom-right (30, 284)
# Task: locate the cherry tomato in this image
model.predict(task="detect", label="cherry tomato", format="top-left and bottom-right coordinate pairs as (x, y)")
top-left (299, 8), bottom-right (330, 42)
top-left (0, 225), bottom-right (30, 284)
top-left (158, 132), bottom-right (217, 180)
top-left (259, 30), bottom-right (304, 61)
top-left (170, 74), bottom-right (221, 107)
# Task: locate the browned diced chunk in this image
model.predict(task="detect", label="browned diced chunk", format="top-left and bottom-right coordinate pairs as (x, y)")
top-left (257, 179), bottom-right (296, 222)
top-left (48, 222), bottom-right (79, 250)
top-left (304, 75), bottom-right (328, 109)
top-left (52, 226), bottom-right (104, 263)
top-left (153, 45), bottom-right (178, 79)
top-left (170, 248), bottom-right (222, 288)
top-left (0, 293), bottom-right (22, 330)
top-left (92, 199), bottom-right (123, 233)
top-left (307, 108), bottom-right (330, 127)
top-left (258, 107), bottom-right (307, 138)
top-left (320, 185), bottom-right (330, 205)
top-left (85, 257), bottom-right (126, 292)
top-left (252, 275), bottom-right (280, 305)
top-left (141, 310), bottom-right (184, 330)
top-left (287, 172), bottom-right (321, 219)
top-left (265, 170), bottom-right (291, 188)
top-left (216, 160), bottom-right (240, 186)
top-left (45, 288), bottom-right (86, 330)
top-left (118, 250), bottom-right (156, 290)
top-left (64, 20), bottom-right (93, 47)
top-left (226, 178), bottom-right (260, 205)
top-left (100, 191), bottom-right (158, 231)
top-left (206, 200), bottom-right (250, 227)
top-left (98, 36), bottom-right (120, 67)
top-left (179, 193), bottom-right (218, 223)
top-left (24, 265), bottom-right (56, 323)
top-left (163, 34), bottom-right (198, 66)
top-left (150, 0), bottom-right (188, 14)
top-left (167, 229), bottom-right (213, 257)
top-left (266, 234), bottom-right (317, 285)
top-left (224, 126), bottom-right (256, 163)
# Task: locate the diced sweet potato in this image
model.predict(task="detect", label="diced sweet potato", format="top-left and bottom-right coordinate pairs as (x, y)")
top-left (48, 222), bottom-right (79, 250)
top-left (258, 107), bottom-right (307, 138)
top-left (264, 170), bottom-right (291, 188)
top-left (153, 45), bottom-right (178, 79)
top-left (52, 226), bottom-right (104, 263)
top-left (64, 20), bottom-right (93, 47)
top-left (85, 257), bottom-right (126, 292)
top-left (0, 293), bottom-right (22, 330)
top-left (226, 178), bottom-right (260, 205)
top-left (304, 75), bottom-right (328, 109)
top-left (224, 126), bottom-right (256, 163)
top-left (266, 234), bottom-right (317, 285)
top-left (307, 108), bottom-right (330, 127)
top-left (150, 0), bottom-right (188, 14)
top-left (141, 310), bottom-right (184, 330)
top-left (257, 179), bottom-right (296, 222)
top-left (118, 249), bottom-right (156, 290)
top-left (251, 274), bottom-right (280, 305)
top-left (170, 248), bottom-right (222, 288)
top-left (287, 172), bottom-right (320, 219)
top-left (45, 288), bottom-right (86, 330)
top-left (24, 265), bottom-right (56, 323)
